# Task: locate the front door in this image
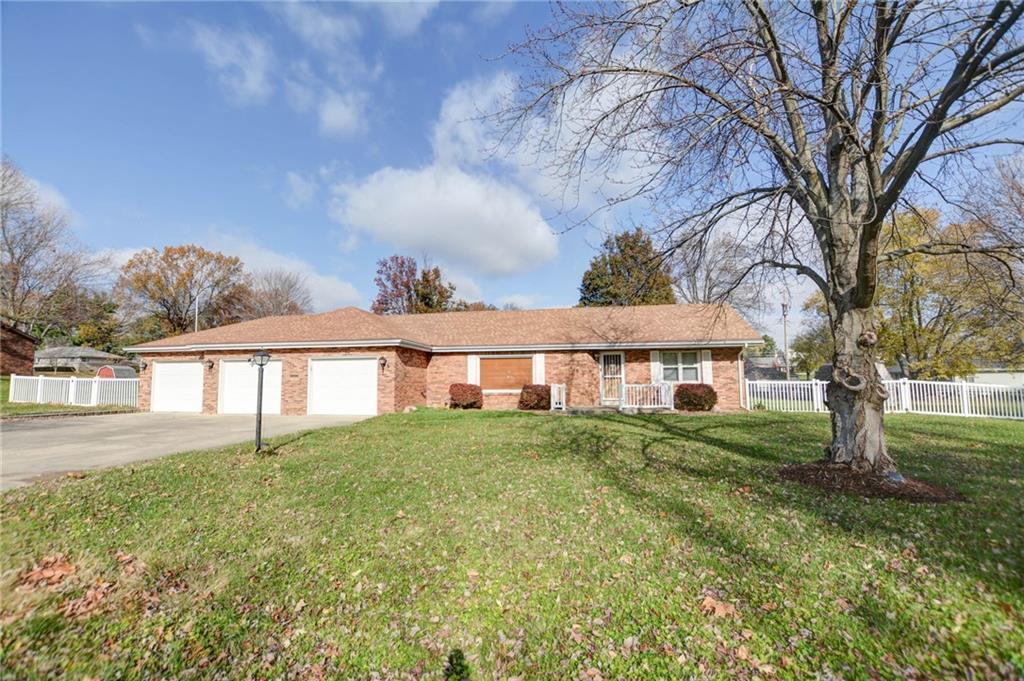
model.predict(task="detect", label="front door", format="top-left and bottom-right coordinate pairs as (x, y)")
top-left (600, 352), bottom-right (625, 405)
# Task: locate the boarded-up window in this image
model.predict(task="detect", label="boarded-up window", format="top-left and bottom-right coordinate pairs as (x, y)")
top-left (479, 357), bottom-right (532, 390)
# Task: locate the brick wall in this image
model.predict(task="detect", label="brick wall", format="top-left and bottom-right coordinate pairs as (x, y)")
top-left (137, 344), bottom-right (747, 415)
top-left (140, 347), bottom-right (401, 415)
top-left (710, 347), bottom-right (743, 410)
top-left (394, 348), bottom-right (429, 411)
top-left (1, 327), bottom-right (36, 376)
top-left (423, 348), bottom-right (744, 411)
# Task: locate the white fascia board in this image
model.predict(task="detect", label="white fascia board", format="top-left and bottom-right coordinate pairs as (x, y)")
top-left (429, 340), bottom-right (760, 353)
top-left (125, 339), bottom-right (431, 354)
top-left (127, 337), bottom-right (761, 354)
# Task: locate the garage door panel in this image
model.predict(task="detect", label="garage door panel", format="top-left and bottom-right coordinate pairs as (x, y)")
top-left (152, 362), bottom-right (204, 413)
top-left (308, 358), bottom-right (377, 415)
top-left (219, 360), bottom-right (282, 415)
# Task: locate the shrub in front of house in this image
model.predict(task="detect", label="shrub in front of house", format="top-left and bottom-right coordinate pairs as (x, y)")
top-left (517, 384), bottom-right (551, 410)
top-left (674, 383), bottom-right (718, 411)
top-left (449, 383), bottom-right (483, 409)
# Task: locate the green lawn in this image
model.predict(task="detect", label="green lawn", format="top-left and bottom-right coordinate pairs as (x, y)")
top-left (2, 411), bottom-right (1021, 679)
top-left (0, 376), bottom-right (134, 418)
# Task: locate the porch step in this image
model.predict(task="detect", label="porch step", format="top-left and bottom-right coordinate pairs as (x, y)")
top-left (564, 406), bottom-right (676, 416)
top-left (565, 406), bottom-right (620, 415)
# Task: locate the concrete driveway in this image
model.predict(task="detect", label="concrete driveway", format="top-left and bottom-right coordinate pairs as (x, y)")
top-left (1, 413), bottom-right (366, 490)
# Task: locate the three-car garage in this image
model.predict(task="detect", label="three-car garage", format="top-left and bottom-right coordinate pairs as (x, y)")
top-left (148, 356), bottom-right (378, 416)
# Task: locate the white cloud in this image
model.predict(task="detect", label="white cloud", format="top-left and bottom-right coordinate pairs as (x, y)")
top-left (206, 232), bottom-right (362, 311)
top-left (189, 23), bottom-right (274, 104)
top-left (331, 164), bottom-right (557, 276)
top-left (432, 73), bottom-right (514, 166)
top-left (26, 178), bottom-right (74, 220)
top-left (269, 1), bottom-right (361, 55)
top-left (498, 293), bottom-right (537, 309)
top-left (445, 270), bottom-right (482, 300)
top-left (284, 171), bottom-right (317, 209)
top-left (472, 2), bottom-right (516, 26)
top-left (374, 1), bottom-right (439, 37)
top-left (283, 60), bottom-right (317, 113)
top-left (318, 89), bottom-right (367, 138)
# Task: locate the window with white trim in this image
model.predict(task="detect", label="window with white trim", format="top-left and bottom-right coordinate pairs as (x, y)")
top-left (661, 351), bottom-right (700, 383)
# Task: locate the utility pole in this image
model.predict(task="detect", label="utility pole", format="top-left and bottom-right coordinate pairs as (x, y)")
top-left (781, 302), bottom-right (790, 380)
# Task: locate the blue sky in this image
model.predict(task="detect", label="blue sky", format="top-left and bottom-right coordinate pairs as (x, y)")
top-left (3, 1), bottom-right (793, 337)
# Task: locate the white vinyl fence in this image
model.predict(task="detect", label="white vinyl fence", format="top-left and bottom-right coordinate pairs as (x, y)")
top-left (623, 383), bottom-right (674, 409)
top-left (746, 378), bottom-right (1024, 420)
top-left (8, 374), bottom-right (139, 409)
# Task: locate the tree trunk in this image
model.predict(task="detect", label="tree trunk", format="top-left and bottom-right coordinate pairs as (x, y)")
top-left (825, 305), bottom-right (900, 478)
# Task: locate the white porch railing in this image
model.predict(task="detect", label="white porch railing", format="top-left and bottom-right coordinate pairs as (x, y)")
top-left (550, 383), bottom-right (567, 411)
top-left (746, 378), bottom-right (1024, 420)
top-left (623, 383), bottom-right (674, 409)
top-left (8, 374), bottom-right (139, 409)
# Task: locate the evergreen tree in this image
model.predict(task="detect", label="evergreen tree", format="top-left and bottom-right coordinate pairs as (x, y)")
top-left (578, 228), bottom-right (676, 306)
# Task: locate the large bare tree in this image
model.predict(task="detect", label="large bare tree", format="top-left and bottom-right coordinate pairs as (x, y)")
top-left (240, 269), bottom-right (314, 319)
top-left (502, 1), bottom-right (1024, 477)
top-left (671, 234), bottom-right (763, 320)
top-left (0, 158), bottom-right (105, 336)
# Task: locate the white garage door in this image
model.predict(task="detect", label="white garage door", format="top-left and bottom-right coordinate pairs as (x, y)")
top-left (151, 361), bottom-right (204, 413)
top-left (308, 358), bottom-right (378, 415)
top-left (219, 360), bottom-right (282, 415)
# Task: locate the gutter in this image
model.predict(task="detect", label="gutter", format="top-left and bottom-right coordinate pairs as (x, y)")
top-left (126, 338), bottom-right (763, 354)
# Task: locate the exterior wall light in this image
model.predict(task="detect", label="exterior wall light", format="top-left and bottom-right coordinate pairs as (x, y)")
top-left (378, 356), bottom-right (388, 371)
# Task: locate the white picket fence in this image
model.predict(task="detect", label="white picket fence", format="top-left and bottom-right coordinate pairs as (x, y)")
top-left (746, 378), bottom-right (1024, 420)
top-left (8, 374), bottom-right (139, 409)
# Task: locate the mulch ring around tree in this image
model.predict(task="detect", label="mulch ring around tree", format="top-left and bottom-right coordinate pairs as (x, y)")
top-left (778, 462), bottom-right (966, 503)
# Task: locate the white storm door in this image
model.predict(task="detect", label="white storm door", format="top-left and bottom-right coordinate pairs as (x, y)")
top-left (600, 352), bottom-right (625, 405)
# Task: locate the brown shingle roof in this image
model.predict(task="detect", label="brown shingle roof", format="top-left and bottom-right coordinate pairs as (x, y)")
top-left (126, 304), bottom-right (760, 352)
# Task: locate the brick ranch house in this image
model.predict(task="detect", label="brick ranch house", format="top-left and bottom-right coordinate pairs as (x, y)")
top-left (124, 304), bottom-right (761, 415)
top-left (1, 322), bottom-right (39, 376)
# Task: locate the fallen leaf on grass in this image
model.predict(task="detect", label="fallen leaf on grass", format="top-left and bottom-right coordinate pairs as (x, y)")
top-left (700, 596), bottom-right (737, 618)
top-left (17, 554), bottom-right (76, 590)
top-left (59, 581), bottom-right (112, 619)
top-left (835, 597), bottom-right (853, 613)
top-left (618, 554), bottom-right (634, 566)
top-left (734, 485), bottom-right (753, 495)
top-left (114, 550), bottom-right (145, 576)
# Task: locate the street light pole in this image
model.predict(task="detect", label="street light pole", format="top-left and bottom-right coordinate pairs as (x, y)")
top-left (250, 349), bottom-right (270, 452)
top-left (781, 303), bottom-right (790, 380)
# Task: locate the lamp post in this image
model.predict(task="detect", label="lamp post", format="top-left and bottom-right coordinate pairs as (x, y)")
top-left (250, 349), bottom-right (271, 451)
top-left (781, 303), bottom-right (790, 381)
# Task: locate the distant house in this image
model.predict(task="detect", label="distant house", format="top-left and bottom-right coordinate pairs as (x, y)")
top-left (34, 346), bottom-right (130, 374)
top-left (814, 363), bottom-right (898, 382)
top-left (744, 355), bottom-right (788, 380)
top-left (0, 323), bottom-right (39, 375)
top-left (964, 365), bottom-right (1024, 387)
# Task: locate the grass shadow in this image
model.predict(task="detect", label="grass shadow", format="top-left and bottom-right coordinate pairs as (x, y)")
top-left (540, 412), bottom-right (1023, 600)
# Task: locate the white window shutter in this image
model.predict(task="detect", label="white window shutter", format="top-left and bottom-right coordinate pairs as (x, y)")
top-left (532, 353), bottom-right (545, 384)
top-left (468, 355), bottom-right (480, 384)
top-left (701, 350), bottom-right (714, 385)
top-left (650, 350), bottom-right (661, 383)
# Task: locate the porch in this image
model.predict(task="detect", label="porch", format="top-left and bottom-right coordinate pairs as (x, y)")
top-left (550, 382), bottom-right (674, 411)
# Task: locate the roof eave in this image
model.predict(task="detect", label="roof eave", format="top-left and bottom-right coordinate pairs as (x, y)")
top-left (126, 337), bottom-right (760, 354)
top-left (123, 338), bottom-right (432, 354)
